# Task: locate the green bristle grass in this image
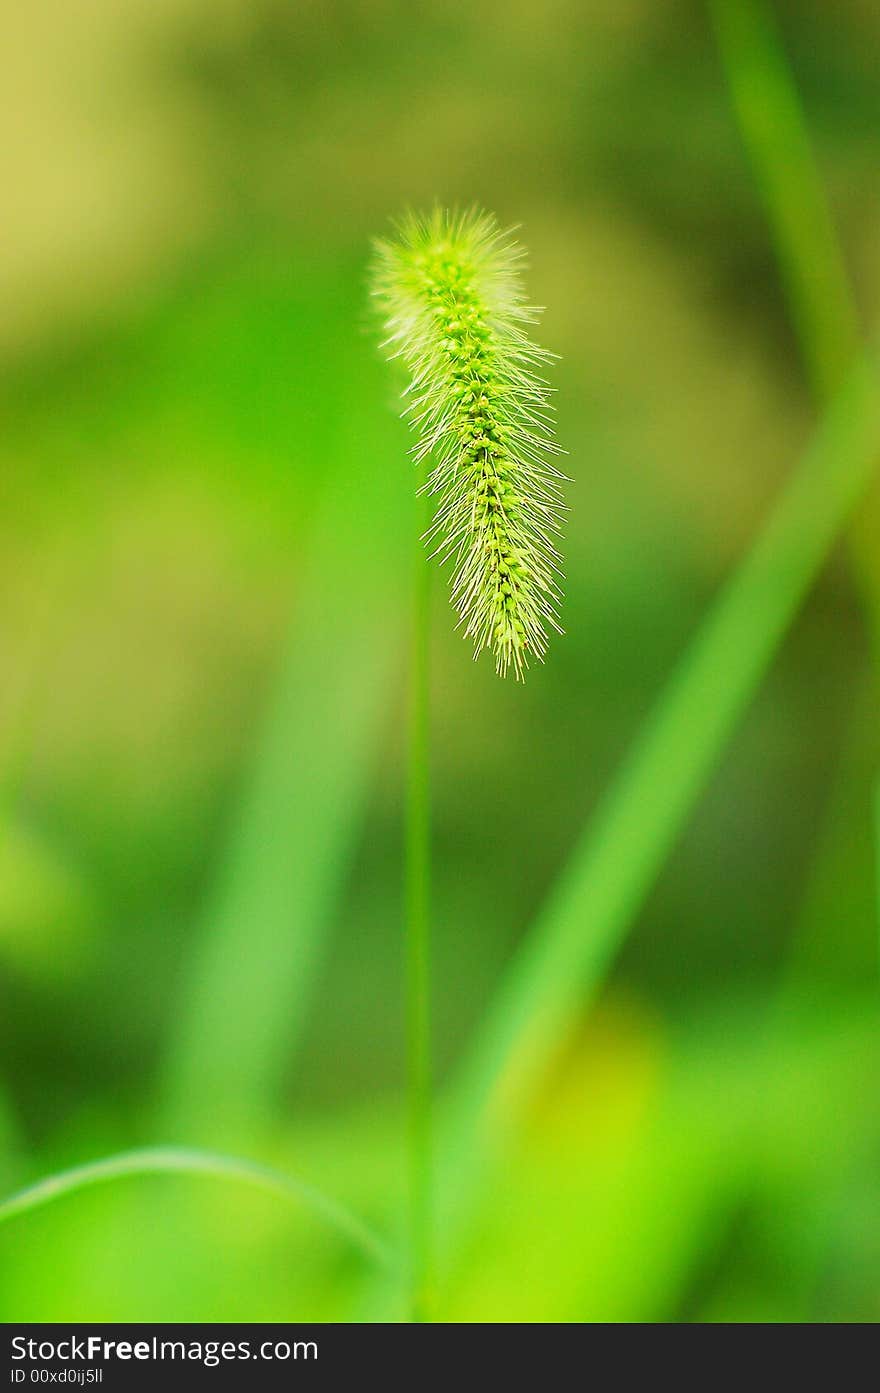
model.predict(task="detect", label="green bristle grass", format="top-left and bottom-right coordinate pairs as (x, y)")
top-left (371, 207), bottom-right (567, 678)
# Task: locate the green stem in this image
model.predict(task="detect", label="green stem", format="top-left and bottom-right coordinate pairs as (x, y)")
top-left (405, 463), bottom-right (433, 1321)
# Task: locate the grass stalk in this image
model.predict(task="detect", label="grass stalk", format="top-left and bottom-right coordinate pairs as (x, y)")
top-left (405, 462), bottom-right (433, 1320)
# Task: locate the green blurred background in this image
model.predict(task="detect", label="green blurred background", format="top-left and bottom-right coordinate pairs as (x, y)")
top-left (1, 0), bottom-right (879, 1322)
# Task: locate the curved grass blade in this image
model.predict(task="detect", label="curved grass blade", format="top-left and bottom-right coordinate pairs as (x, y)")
top-left (0, 1146), bottom-right (394, 1270)
top-left (435, 352), bottom-right (880, 1244)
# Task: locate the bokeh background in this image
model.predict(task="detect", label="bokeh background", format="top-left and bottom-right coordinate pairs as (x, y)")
top-left (1, 0), bottom-right (879, 1322)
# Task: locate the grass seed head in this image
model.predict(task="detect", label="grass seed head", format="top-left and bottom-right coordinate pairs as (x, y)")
top-left (370, 207), bottom-right (566, 678)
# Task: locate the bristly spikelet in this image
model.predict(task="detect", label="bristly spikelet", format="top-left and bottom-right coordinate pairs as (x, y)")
top-left (370, 207), bottom-right (566, 678)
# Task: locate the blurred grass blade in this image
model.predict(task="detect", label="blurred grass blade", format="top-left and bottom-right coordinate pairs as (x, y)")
top-left (438, 353), bottom-right (880, 1238)
top-left (708, 0), bottom-right (859, 400)
top-left (711, 0), bottom-right (880, 991)
top-left (709, 0), bottom-right (880, 625)
top-left (0, 1147), bottom-right (392, 1268)
top-left (777, 677), bottom-right (878, 997)
top-left (161, 598), bottom-right (394, 1143)
top-left (161, 408), bottom-right (408, 1144)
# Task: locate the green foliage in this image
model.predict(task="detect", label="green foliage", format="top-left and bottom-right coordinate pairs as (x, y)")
top-left (371, 209), bottom-right (565, 677)
top-left (2, 0), bottom-right (879, 1327)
